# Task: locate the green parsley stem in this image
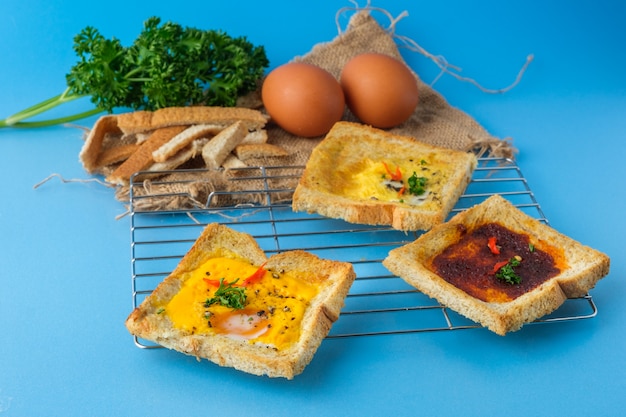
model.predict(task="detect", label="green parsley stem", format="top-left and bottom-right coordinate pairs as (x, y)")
top-left (0, 88), bottom-right (105, 128)
top-left (1, 108), bottom-right (106, 129)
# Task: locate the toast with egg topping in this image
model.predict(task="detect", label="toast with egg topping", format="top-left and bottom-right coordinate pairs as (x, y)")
top-left (292, 121), bottom-right (477, 231)
top-left (125, 223), bottom-right (355, 379)
top-left (382, 194), bottom-right (610, 335)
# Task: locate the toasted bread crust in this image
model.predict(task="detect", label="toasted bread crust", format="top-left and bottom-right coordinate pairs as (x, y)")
top-left (139, 138), bottom-right (209, 178)
top-left (95, 143), bottom-right (140, 167)
top-left (79, 115), bottom-right (122, 173)
top-left (201, 120), bottom-right (248, 169)
top-left (292, 122), bottom-right (477, 231)
top-left (116, 106), bottom-right (268, 135)
top-left (234, 143), bottom-right (290, 160)
top-left (383, 195), bottom-right (611, 335)
top-left (106, 125), bottom-right (188, 185)
top-left (125, 223), bottom-right (356, 379)
top-left (79, 107), bottom-right (271, 181)
top-left (152, 124), bottom-right (223, 163)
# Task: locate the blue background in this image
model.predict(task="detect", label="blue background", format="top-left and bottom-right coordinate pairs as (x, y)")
top-left (1, 1), bottom-right (624, 416)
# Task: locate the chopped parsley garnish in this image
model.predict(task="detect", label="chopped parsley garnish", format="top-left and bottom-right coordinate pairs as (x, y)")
top-left (407, 172), bottom-right (428, 195)
top-left (495, 257), bottom-right (522, 285)
top-left (204, 278), bottom-right (246, 309)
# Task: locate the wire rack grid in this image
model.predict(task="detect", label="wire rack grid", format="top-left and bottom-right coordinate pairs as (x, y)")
top-left (128, 157), bottom-right (597, 347)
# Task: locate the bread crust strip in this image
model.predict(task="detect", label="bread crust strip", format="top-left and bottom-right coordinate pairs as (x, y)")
top-left (106, 125), bottom-right (187, 185)
top-left (240, 129), bottom-right (268, 145)
top-left (79, 115), bottom-right (121, 173)
top-left (152, 124), bottom-right (223, 163)
top-left (234, 143), bottom-right (289, 161)
top-left (151, 138), bottom-right (208, 171)
top-left (116, 106), bottom-right (268, 135)
top-left (96, 143), bottom-right (140, 167)
top-left (201, 121), bottom-right (248, 169)
top-left (222, 154), bottom-right (248, 170)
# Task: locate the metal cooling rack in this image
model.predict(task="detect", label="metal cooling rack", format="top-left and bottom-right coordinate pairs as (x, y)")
top-left (129, 157), bottom-right (597, 347)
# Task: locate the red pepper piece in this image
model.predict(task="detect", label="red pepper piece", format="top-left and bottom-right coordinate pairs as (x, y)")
top-left (242, 262), bottom-right (268, 286)
top-left (382, 161), bottom-right (403, 182)
top-left (203, 277), bottom-right (222, 287)
top-left (488, 236), bottom-right (500, 255)
top-left (203, 262), bottom-right (268, 288)
top-left (492, 260), bottom-right (509, 275)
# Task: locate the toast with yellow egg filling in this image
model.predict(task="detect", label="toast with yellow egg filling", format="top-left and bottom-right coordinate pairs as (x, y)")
top-left (125, 223), bottom-right (355, 379)
top-left (382, 195), bottom-right (610, 335)
top-left (292, 121), bottom-right (477, 231)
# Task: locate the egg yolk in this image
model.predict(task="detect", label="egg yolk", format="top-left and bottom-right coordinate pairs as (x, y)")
top-left (331, 157), bottom-right (446, 209)
top-left (162, 257), bottom-right (319, 350)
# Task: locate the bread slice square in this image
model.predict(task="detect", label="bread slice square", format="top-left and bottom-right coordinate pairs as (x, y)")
top-left (382, 194), bottom-right (610, 335)
top-left (125, 223), bottom-right (356, 379)
top-left (292, 121), bottom-right (477, 231)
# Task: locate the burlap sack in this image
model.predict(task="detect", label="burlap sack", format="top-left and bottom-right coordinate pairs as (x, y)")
top-left (123, 9), bottom-right (516, 211)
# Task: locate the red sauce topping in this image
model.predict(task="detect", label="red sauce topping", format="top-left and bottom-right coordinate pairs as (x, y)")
top-left (429, 223), bottom-right (562, 302)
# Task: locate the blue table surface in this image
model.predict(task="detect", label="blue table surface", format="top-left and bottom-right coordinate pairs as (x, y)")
top-left (1, 1), bottom-right (624, 416)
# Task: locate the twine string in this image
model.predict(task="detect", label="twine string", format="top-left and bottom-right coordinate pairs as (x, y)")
top-left (336, 0), bottom-right (533, 93)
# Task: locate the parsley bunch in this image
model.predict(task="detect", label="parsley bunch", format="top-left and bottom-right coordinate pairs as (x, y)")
top-left (1, 17), bottom-right (269, 129)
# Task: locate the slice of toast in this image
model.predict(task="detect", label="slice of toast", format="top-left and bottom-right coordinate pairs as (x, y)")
top-left (382, 194), bottom-right (610, 335)
top-left (125, 223), bottom-right (356, 379)
top-left (292, 121), bottom-right (477, 231)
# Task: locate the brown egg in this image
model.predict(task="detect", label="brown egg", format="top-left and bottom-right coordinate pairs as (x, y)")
top-left (261, 62), bottom-right (345, 138)
top-left (340, 53), bottom-right (419, 128)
